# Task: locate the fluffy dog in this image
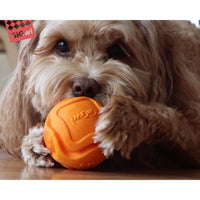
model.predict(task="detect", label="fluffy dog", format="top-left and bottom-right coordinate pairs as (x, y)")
top-left (0, 20), bottom-right (200, 168)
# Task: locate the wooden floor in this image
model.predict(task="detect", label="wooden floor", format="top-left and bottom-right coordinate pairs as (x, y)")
top-left (1, 151), bottom-right (200, 180)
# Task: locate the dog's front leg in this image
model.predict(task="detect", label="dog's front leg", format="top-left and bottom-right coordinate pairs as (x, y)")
top-left (21, 123), bottom-right (54, 167)
top-left (94, 95), bottom-right (152, 158)
top-left (94, 95), bottom-right (200, 163)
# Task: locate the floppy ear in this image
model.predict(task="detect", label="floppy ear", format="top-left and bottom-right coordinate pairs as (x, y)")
top-left (131, 20), bottom-right (170, 102)
top-left (138, 20), bottom-right (200, 120)
top-left (0, 21), bottom-right (46, 157)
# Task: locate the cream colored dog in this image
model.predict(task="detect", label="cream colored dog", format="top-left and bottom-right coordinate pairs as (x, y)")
top-left (0, 20), bottom-right (200, 168)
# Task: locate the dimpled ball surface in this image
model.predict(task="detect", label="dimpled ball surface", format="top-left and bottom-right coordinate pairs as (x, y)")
top-left (43, 97), bottom-right (105, 169)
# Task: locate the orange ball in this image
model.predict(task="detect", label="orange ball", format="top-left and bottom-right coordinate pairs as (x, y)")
top-left (43, 97), bottom-right (105, 169)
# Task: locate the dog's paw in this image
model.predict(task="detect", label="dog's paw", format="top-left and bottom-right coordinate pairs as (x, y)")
top-left (21, 124), bottom-right (54, 167)
top-left (94, 96), bottom-right (135, 158)
top-left (94, 119), bottom-right (116, 157)
top-left (94, 126), bottom-right (129, 158)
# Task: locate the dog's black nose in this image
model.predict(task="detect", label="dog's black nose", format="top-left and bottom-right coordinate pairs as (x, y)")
top-left (72, 77), bottom-right (101, 98)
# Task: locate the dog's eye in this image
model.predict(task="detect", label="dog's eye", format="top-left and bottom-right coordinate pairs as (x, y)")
top-left (55, 40), bottom-right (70, 56)
top-left (107, 42), bottom-right (130, 60)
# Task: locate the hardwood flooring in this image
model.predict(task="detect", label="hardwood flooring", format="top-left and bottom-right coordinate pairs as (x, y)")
top-left (1, 151), bottom-right (200, 180)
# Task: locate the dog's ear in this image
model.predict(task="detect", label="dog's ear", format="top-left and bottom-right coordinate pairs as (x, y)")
top-left (131, 20), bottom-right (169, 102)
top-left (137, 21), bottom-right (200, 118)
top-left (0, 21), bottom-right (46, 157)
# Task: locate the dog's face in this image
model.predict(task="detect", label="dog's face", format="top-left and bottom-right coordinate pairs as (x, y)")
top-left (23, 20), bottom-right (153, 119)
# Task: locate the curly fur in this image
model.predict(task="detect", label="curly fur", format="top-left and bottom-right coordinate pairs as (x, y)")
top-left (0, 20), bottom-right (200, 168)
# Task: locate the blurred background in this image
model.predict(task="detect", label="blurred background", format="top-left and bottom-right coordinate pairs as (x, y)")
top-left (0, 20), bottom-right (18, 93)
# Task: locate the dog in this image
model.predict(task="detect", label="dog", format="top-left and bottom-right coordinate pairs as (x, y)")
top-left (0, 20), bottom-right (200, 168)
